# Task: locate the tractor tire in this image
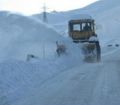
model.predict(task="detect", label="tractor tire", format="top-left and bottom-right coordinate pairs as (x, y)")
top-left (95, 41), bottom-right (101, 62)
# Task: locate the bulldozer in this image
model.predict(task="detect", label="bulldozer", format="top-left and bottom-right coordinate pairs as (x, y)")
top-left (68, 18), bottom-right (101, 62)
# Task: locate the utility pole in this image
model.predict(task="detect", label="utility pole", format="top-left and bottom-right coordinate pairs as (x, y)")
top-left (42, 3), bottom-right (48, 23)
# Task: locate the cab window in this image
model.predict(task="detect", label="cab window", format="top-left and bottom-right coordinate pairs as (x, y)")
top-left (73, 24), bottom-right (81, 31)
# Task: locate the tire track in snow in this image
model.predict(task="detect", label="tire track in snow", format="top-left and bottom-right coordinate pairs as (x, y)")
top-left (90, 62), bottom-right (120, 105)
top-left (22, 63), bottom-right (103, 105)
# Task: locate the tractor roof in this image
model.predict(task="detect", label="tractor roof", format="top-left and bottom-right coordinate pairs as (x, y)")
top-left (69, 14), bottom-right (94, 24)
top-left (69, 19), bottom-right (94, 24)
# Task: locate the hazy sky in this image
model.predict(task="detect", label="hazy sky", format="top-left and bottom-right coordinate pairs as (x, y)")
top-left (0, 0), bottom-right (97, 15)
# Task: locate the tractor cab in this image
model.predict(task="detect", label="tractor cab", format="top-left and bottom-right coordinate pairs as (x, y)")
top-left (68, 19), bottom-right (96, 43)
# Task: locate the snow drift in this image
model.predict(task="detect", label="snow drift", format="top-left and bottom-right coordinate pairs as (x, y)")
top-left (0, 11), bottom-right (65, 61)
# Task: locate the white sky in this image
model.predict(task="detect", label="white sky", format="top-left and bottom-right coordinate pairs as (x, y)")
top-left (0, 0), bottom-right (98, 15)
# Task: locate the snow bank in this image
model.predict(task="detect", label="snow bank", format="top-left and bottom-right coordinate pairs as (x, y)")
top-left (0, 47), bottom-right (83, 105)
top-left (0, 11), bottom-right (65, 61)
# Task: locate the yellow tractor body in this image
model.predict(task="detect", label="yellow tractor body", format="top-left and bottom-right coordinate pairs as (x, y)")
top-left (68, 18), bottom-right (101, 62)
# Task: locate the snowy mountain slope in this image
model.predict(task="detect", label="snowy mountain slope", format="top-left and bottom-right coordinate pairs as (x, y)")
top-left (0, 11), bottom-right (65, 61)
top-left (33, 0), bottom-right (120, 45)
top-left (70, 0), bottom-right (120, 44)
top-left (96, 6), bottom-right (120, 45)
top-left (33, 12), bottom-right (68, 24)
top-left (33, 0), bottom-right (120, 24)
top-left (68, 0), bottom-right (120, 17)
top-left (69, 0), bottom-right (120, 47)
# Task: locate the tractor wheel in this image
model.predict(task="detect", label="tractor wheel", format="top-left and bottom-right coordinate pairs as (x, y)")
top-left (95, 41), bottom-right (101, 62)
top-left (82, 41), bottom-right (101, 63)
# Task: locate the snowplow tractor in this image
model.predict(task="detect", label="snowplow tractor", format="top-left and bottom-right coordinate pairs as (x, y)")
top-left (68, 18), bottom-right (101, 62)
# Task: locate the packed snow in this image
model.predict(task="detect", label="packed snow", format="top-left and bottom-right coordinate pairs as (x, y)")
top-left (1, 0), bottom-right (120, 105)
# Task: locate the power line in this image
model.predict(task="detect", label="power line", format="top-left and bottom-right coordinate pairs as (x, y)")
top-left (42, 3), bottom-right (48, 23)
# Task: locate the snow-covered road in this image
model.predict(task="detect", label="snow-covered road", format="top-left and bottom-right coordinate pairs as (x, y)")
top-left (15, 48), bottom-right (120, 105)
top-left (1, 45), bottom-right (120, 105)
